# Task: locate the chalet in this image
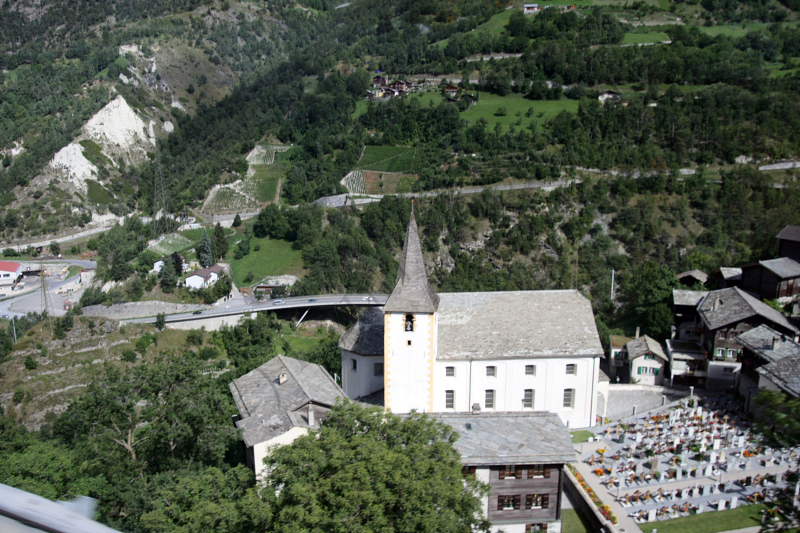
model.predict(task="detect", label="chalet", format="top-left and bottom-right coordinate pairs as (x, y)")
top-left (676, 269), bottom-right (708, 287)
top-left (777, 225), bottom-right (800, 262)
top-left (696, 287), bottom-right (798, 389)
top-left (442, 84), bottom-right (460, 100)
top-left (606, 334), bottom-right (633, 382)
top-left (623, 335), bottom-right (667, 386)
top-left (672, 289), bottom-right (707, 341)
top-left (741, 257), bottom-right (800, 300)
top-left (430, 412), bottom-right (574, 533)
top-left (229, 356), bottom-right (346, 480)
top-left (184, 264), bottom-right (224, 290)
top-left (737, 325), bottom-right (800, 411)
top-left (372, 75), bottom-right (388, 88)
top-left (718, 266), bottom-right (743, 288)
top-left (597, 91), bottom-right (622, 105)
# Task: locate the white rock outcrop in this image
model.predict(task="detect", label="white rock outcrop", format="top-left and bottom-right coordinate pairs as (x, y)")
top-left (83, 95), bottom-right (155, 161)
top-left (49, 143), bottom-right (98, 192)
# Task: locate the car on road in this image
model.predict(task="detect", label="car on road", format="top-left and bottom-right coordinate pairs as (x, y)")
top-left (272, 299), bottom-right (285, 305)
top-left (308, 298), bottom-right (317, 302)
top-left (192, 310), bottom-right (202, 315)
top-left (362, 296), bottom-right (374, 301)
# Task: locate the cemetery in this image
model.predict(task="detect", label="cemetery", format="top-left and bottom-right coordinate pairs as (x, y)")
top-left (575, 394), bottom-right (800, 528)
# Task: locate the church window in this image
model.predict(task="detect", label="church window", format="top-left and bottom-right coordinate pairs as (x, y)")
top-left (486, 366), bottom-right (496, 377)
top-left (485, 389), bottom-right (495, 409)
top-left (522, 389), bottom-right (534, 409)
top-left (352, 359), bottom-right (358, 372)
top-left (404, 314), bottom-right (414, 332)
top-left (563, 388), bottom-right (575, 408)
top-left (525, 494), bottom-right (549, 510)
top-left (446, 366), bottom-right (455, 376)
top-left (566, 363), bottom-right (577, 375)
top-left (445, 390), bottom-right (454, 408)
top-left (374, 362), bottom-right (383, 376)
top-left (525, 364), bottom-right (536, 375)
top-left (497, 495), bottom-right (520, 510)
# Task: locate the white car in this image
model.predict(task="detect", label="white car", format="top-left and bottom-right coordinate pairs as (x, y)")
top-left (272, 299), bottom-right (285, 305)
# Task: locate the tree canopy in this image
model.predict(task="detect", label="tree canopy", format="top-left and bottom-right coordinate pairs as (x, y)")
top-left (265, 401), bottom-right (489, 533)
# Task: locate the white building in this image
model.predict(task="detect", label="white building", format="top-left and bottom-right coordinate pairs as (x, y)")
top-left (623, 335), bottom-right (667, 386)
top-left (229, 355), bottom-right (346, 480)
top-left (184, 264), bottom-right (223, 290)
top-left (0, 261), bottom-right (24, 293)
top-left (340, 212), bottom-right (604, 429)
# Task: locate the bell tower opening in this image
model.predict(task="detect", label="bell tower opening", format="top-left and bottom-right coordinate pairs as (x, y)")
top-left (405, 314), bottom-right (415, 332)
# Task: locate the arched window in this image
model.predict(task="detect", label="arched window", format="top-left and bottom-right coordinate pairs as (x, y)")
top-left (404, 314), bottom-right (414, 332)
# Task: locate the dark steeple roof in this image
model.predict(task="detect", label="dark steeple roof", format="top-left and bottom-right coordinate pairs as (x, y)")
top-left (384, 209), bottom-right (439, 313)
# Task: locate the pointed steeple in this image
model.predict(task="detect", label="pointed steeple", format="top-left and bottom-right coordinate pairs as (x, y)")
top-left (384, 207), bottom-right (439, 313)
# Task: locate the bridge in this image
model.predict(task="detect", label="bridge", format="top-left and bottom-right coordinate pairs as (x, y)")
top-left (124, 293), bottom-right (389, 326)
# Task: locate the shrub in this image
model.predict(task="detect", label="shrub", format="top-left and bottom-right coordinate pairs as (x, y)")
top-left (24, 356), bottom-right (38, 370)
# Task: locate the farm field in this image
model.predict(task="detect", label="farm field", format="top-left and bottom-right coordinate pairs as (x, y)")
top-left (226, 237), bottom-right (304, 287)
top-left (251, 164), bottom-right (281, 203)
top-left (148, 233), bottom-right (194, 256)
top-left (363, 171), bottom-right (417, 194)
top-left (414, 91), bottom-right (578, 131)
top-left (358, 145), bottom-right (419, 173)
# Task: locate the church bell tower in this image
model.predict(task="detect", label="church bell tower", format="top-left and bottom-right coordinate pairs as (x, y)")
top-left (383, 208), bottom-right (439, 413)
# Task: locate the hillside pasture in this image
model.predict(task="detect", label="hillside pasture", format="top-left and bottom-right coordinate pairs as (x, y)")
top-left (358, 145), bottom-right (419, 173)
top-left (363, 171), bottom-right (417, 194)
top-left (227, 237), bottom-right (304, 287)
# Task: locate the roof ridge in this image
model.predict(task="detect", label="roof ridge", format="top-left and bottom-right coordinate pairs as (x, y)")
top-left (276, 355), bottom-right (313, 406)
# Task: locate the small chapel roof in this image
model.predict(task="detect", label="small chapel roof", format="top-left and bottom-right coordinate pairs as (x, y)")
top-left (384, 209), bottom-right (439, 314)
top-left (436, 290), bottom-right (603, 360)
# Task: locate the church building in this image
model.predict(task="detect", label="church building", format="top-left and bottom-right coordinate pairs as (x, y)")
top-left (340, 211), bottom-right (604, 429)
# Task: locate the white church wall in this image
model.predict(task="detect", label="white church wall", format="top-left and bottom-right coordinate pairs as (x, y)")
top-left (385, 312), bottom-right (437, 413)
top-left (432, 356), bottom-right (598, 428)
top-left (341, 350), bottom-right (384, 399)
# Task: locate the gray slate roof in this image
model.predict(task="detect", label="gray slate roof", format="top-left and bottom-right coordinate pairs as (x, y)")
top-left (697, 287), bottom-right (798, 334)
top-left (719, 267), bottom-right (742, 281)
top-left (673, 289), bottom-right (708, 307)
top-left (229, 356), bottom-right (345, 447)
top-left (429, 412), bottom-right (575, 465)
top-left (384, 210), bottom-right (439, 314)
top-left (758, 356), bottom-right (800, 398)
top-left (339, 307), bottom-right (384, 356)
top-left (777, 225), bottom-right (800, 242)
top-left (759, 257), bottom-right (800, 279)
top-left (677, 269), bottom-right (708, 284)
top-left (737, 325), bottom-right (800, 364)
top-left (625, 335), bottom-right (668, 362)
top-left (436, 290), bottom-right (603, 360)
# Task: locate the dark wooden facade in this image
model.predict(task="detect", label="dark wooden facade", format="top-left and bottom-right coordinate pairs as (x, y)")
top-left (779, 238), bottom-right (800, 263)
top-left (485, 464), bottom-right (563, 526)
top-left (741, 264), bottom-right (800, 300)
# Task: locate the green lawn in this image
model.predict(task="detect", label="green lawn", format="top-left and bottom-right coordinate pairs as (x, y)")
top-left (640, 504), bottom-right (765, 533)
top-left (250, 164), bottom-right (282, 202)
top-left (623, 31), bottom-right (670, 44)
top-left (415, 91), bottom-right (578, 131)
top-left (571, 430), bottom-right (594, 443)
top-left (227, 237), bottom-right (304, 287)
top-left (696, 22), bottom-right (769, 38)
top-left (358, 145), bottom-right (419, 173)
top-left (148, 233), bottom-right (194, 256)
top-left (562, 509), bottom-right (592, 533)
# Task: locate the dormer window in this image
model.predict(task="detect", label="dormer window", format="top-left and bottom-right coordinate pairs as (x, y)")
top-left (405, 314), bottom-right (414, 332)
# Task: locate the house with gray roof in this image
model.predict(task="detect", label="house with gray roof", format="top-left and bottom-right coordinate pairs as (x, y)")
top-left (777, 225), bottom-right (800, 262)
top-left (229, 355), bottom-right (345, 479)
top-left (672, 289), bottom-right (708, 342)
top-left (623, 335), bottom-right (667, 386)
top-left (742, 257), bottom-right (800, 300)
top-left (693, 287), bottom-right (798, 389)
top-left (341, 210), bottom-right (604, 430)
top-left (429, 411), bottom-right (574, 532)
top-left (737, 325), bottom-right (800, 410)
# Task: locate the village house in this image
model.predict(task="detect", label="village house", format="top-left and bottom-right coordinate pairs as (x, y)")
top-left (605, 334), bottom-right (632, 382)
top-left (184, 264), bottom-right (224, 290)
top-left (736, 325), bottom-right (800, 411)
top-left (777, 224), bottom-right (800, 262)
top-left (741, 257), bottom-right (800, 300)
top-left (676, 269), bottom-right (708, 287)
top-left (0, 261), bottom-right (24, 293)
top-left (340, 211), bottom-right (604, 429)
top-left (431, 412), bottom-right (575, 533)
top-left (671, 289), bottom-right (707, 341)
top-left (623, 335), bottom-right (668, 386)
top-left (229, 356), bottom-right (346, 480)
top-left (718, 266), bottom-right (743, 288)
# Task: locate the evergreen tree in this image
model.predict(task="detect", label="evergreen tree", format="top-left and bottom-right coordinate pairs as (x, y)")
top-left (213, 223), bottom-right (229, 261)
top-left (196, 234), bottom-right (214, 267)
top-left (232, 214), bottom-right (242, 227)
top-left (159, 258), bottom-right (177, 293)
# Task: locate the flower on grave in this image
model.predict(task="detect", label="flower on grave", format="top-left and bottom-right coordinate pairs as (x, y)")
top-left (597, 448), bottom-right (606, 455)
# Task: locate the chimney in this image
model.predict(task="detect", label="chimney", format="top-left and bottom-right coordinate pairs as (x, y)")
top-left (278, 372), bottom-right (288, 385)
top-left (307, 403), bottom-right (315, 427)
top-left (635, 327), bottom-right (640, 339)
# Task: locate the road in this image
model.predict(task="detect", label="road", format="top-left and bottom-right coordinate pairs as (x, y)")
top-left (124, 293), bottom-right (389, 324)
